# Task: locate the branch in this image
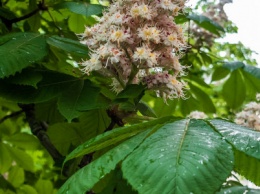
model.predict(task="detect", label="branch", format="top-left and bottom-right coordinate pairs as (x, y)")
top-left (1, 1), bottom-right (48, 30)
top-left (18, 104), bottom-right (64, 166)
top-left (0, 110), bottom-right (24, 124)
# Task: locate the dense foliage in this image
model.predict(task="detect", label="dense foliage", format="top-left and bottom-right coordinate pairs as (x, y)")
top-left (0, 0), bottom-right (260, 193)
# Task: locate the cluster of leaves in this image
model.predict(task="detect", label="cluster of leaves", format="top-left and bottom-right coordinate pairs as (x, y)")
top-left (0, 0), bottom-right (260, 193)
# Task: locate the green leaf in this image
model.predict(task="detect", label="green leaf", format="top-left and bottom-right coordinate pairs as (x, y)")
top-left (189, 82), bottom-right (216, 113)
top-left (0, 71), bottom-right (78, 103)
top-left (53, 2), bottom-right (104, 16)
top-left (4, 133), bottom-right (40, 150)
top-left (4, 69), bottom-right (42, 88)
top-left (179, 94), bottom-right (200, 115)
top-left (0, 143), bottom-right (12, 173)
top-left (57, 79), bottom-right (102, 122)
top-left (116, 84), bottom-right (145, 100)
top-left (48, 110), bottom-right (110, 155)
top-left (187, 14), bottom-right (224, 35)
top-left (68, 14), bottom-right (86, 33)
top-left (47, 36), bottom-right (89, 58)
top-left (35, 179), bottom-right (54, 194)
top-left (0, 32), bottom-right (48, 78)
top-left (222, 69), bottom-right (246, 109)
top-left (17, 185), bottom-right (38, 194)
top-left (0, 175), bottom-right (16, 192)
top-left (243, 65), bottom-right (260, 79)
top-left (223, 61), bottom-right (245, 71)
top-left (64, 117), bottom-right (173, 163)
top-left (58, 80), bottom-right (84, 122)
top-left (233, 150), bottom-right (260, 186)
top-left (217, 185), bottom-right (260, 194)
top-left (211, 66), bottom-right (230, 82)
top-left (5, 145), bottom-right (34, 172)
top-left (137, 101), bottom-right (157, 118)
top-left (58, 128), bottom-right (153, 194)
top-left (122, 119), bottom-right (234, 194)
top-left (209, 119), bottom-right (260, 160)
top-left (241, 70), bottom-right (260, 98)
top-left (7, 166), bottom-right (24, 188)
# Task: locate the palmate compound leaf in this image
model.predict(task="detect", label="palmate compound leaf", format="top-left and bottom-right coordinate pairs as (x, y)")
top-left (122, 119), bottom-right (234, 194)
top-left (57, 128), bottom-right (155, 194)
top-left (0, 32), bottom-right (47, 78)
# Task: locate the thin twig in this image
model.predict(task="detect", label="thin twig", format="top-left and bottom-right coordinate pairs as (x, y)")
top-left (0, 110), bottom-right (24, 124)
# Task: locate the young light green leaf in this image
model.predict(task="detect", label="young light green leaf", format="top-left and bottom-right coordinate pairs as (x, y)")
top-left (0, 143), bottom-right (12, 173)
top-left (122, 119), bottom-right (234, 194)
top-left (5, 145), bottom-right (34, 172)
top-left (209, 119), bottom-right (260, 160)
top-left (0, 32), bottom-right (47, 78)
top-left (58, 129), bottom-right (153, 194)
top-left (68, 14), bottom-right (86, 33)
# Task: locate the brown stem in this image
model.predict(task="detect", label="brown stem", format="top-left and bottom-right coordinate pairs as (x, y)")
top-left (18, 104), bottom-right (64, 166)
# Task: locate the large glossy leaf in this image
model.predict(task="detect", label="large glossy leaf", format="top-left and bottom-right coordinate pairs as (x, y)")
top-left (64, 117), bottom-right (173, 163)
top-left (222, 69), bottom-right (246, 109)
top-left (122, 119), bottom-right (234, 194)
top-left (57, 129), bottom-right (153, 194)
top-left (234, 150), bottom-right (260, 186)
top-left (209, 119), bottom-right (260, 159)
top-left (47, 36), bottom-right (88, 58)
top-left (0, 32), bottom-right (47, 78)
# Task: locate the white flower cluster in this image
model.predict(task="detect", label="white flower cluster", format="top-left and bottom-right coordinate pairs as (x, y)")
top-left (235, 97), bottom-right (260, 131)
top-left (79, 0), bottom-right (187, 100)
